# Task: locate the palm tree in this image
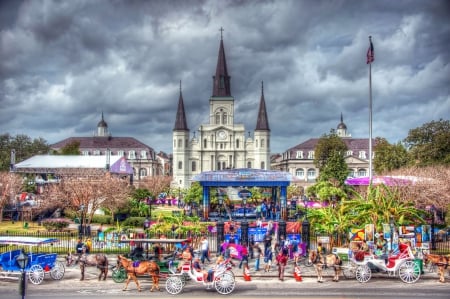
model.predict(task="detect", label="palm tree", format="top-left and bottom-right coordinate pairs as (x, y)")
top-left (345, 184), bottom-right (427, 233)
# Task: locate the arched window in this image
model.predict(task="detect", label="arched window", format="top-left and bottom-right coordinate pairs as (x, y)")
top-left (260, 161), bottom-right (265, 169)
top-left (307, 169), bottom-right (316, 180)
top-left (358, 169), bottom-right (367, 176)
top-left (296, 169), bottom-right (305, 178)
top-left (203, 138), bottom-right (207, 148)
top-left (261, 139), bottom-right (265, 148)
top-left (191, 161), bottom-right (196, 172)
top-left (178, 161), bottom-right (182, 170)
top-left (247, 161), bottom-right (252, 168)
top-left (222, 112), bottom-right (227, 124)
top-left (178, 139), bottom-right (182, 148)
top-left (236, 139), bottom-right (240, 148)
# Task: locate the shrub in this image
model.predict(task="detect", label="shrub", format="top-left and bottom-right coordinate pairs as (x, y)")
top-left (42, 218), bottom-right (71, 231)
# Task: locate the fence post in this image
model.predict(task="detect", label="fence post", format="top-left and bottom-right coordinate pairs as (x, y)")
top-left (216, 221), bottom-right (224, 254)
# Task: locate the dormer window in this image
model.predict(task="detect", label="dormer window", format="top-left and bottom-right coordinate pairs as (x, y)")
top-left (296, 151), bottom-right (303, 159)
top-left (359, 151), bottom-right (366, 159)
top-left (308, 151), bottom-right (315, 159)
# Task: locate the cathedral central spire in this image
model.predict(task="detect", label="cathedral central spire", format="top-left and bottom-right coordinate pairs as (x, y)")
top-left (212, 27), bottom-right (231, 97)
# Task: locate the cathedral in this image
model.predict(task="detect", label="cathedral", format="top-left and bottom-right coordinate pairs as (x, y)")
top-left (172, 33), bottom-right (271, 188)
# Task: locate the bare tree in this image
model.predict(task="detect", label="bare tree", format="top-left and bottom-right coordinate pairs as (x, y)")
top-left (385, 166), bottom-right (450, 210)
top-left (44, 169), bottom-right (132, 225)
top-left (98, 173), bottom-right (133, 221)
top-left (137, 175), bottom-right (172, 197)
top-left (0, 171), bottom-right (23, 222)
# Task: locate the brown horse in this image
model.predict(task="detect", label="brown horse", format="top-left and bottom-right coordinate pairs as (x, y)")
top-left (423, 253), bottom-right (449, 283)
top-left (77, 253), bottom-right (109, 281)
top-left (117, 255), bottom-right (161, 292)
top-left (308, 250), bottom-right (342, 283)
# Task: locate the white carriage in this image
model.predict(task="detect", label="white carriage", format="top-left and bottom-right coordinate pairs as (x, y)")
top-left (334, 243), bottom-right (421, 283)
top-left (165, 260), bottom-right (236, 295)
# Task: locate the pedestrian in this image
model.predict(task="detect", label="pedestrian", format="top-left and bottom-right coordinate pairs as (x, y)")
top-left (263, 231), bottom-right (272, 253)
top-left (253, 243), bottom-right (263, 271)
top-left (263, 245), bottom-right (273, 272)
top-left (239, 243), bottom-right (249, 269)
top-left (79, 246), bottom-right (87, 281)
top-left (276, 250), bottom-right (288, 281)
top-left (200, 236), bottom-right (211, 264)
top-left (75, 238), bottom-right (84, 263)
top-left (84, 238), bottom-right (92, 254)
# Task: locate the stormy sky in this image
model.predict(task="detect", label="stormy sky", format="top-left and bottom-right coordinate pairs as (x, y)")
top-left (1, 0), bottom-right (449, 155)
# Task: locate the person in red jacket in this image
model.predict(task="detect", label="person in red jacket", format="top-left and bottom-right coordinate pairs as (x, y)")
top-left (276, 250), bottom-right (288, 281)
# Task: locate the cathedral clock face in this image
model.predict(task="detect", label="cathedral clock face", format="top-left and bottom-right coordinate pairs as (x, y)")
top-left (217, 130), bottom-right (227, 140)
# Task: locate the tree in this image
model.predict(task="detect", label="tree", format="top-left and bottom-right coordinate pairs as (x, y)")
top-left (0, 171), bottom-right (23, 222)
top-left (44, 170), bottom-right (131, 225)
top-left (314, 130), bottom-right (348, 185)
top-left (0, 133), bottom-right (50, 171)
top-left (404, 119), bottom-right (450, 166)
top-left (137, 176), bottom-right (172, 199)
top-left (385, 165), bottom-right (450, 211)
top-left (58, 140), bottom-right (81, 155)
top-left (373, 137), bottom-right (409, 173)
top-left (345, 184), bottom-right (426, 233)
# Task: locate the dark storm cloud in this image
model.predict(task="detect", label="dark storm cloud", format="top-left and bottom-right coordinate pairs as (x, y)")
top-left (1, 0), bottom-right (449, 154)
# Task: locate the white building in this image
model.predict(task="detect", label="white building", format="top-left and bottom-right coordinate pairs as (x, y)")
top-left (172, 33), bottom-right (271, 188)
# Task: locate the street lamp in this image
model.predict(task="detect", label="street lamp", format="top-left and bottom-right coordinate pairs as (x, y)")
top-left (242, 196), bottom-right (247, 220)
top-left (16, 249), bottom-right (28, 299)
top-left (79, 204), bottom-right (85, 238)
top-left (429, 206), bottom-right (436, 250)
top-left (302, 196), bottom-right (310, 252)
top-left (218, 193), bottom-right (224, 222)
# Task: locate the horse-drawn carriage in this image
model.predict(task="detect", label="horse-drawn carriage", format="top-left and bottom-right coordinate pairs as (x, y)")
top-left (165, 256), bottom-right (236, 295)
top-left (0, 236), bottom-right (65, 285)
top-left (333, 242), bottom-right (421, 283)
top-left (111, 238), bottom-right (187, 283)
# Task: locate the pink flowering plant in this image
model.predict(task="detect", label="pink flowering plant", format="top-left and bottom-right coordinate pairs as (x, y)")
top-left (42, 218), bottom-right (71, 231)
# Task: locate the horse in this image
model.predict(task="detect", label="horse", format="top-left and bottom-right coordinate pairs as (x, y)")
top-left (77, 253), bottom-right (109, 281)
top-left (308, 250), bottom-right (342, 283)
top-left (117, 255), bottom-right (161, 292)
top-left (423, 253), bottom-right (449, 283)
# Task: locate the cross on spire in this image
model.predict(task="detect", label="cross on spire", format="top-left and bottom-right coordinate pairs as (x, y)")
top-left (219, 27), bottom-right (224, 40)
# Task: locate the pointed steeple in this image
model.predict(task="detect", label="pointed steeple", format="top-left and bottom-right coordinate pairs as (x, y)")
top-left (173, 81), bottom-right (189, 131)
top-left (212, 27), bottom-right (231, 97)
top-left (255, 81), bottom-right (270, 131)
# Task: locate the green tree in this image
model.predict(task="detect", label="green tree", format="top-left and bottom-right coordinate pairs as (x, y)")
top-left (59, 140), bottom-right (81, 155)
top-left (404, 119), bottom-right (450, 166)
top-left (314, 130), bottom-right (348, 185)
top-left (0, 133), bottom-right (49, 171)
top-left (345, 184), bottom-right (426, 232)
top-left (373, 137), bottom-right (409, 173)
top-left (183, 182), bottom-right (203, 207)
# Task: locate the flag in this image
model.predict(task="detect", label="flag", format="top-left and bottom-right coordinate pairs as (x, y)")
top-left (366, 39), bottom-right (374, 64)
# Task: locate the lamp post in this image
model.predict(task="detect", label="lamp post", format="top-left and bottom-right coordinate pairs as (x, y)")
top-left (302, 196), bottom-right (310, 252)
top-left (218, 193), bottom-right (224, 222)
top-left (242, 196), bottom-right (247, 220)
top-left (79, 204), bottom-right (85, 238)
top-left (16, 249), bottom-right (28, 299)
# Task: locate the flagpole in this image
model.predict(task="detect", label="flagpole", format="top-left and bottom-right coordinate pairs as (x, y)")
top-left (368, 36), bottom-right (373, 184)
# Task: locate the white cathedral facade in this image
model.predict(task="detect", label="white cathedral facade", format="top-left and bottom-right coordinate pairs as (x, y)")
top-left (172, 34), bottom-right (271, 188)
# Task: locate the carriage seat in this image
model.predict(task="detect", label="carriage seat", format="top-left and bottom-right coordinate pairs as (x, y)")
top-left (386, 243), bottom-right (410, 268)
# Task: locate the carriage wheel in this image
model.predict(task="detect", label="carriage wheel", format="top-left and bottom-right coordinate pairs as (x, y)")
top-left (165, 276), bottom-right (183, 295)
top-left (28, 264), bottom-right (45, 285)
top-left (111, 266), bottom-right (126, 283)
top-left (304, 258), bottom-right (313, 267)
top-left (50, 261), bottom-right (65, 280)
top-left (355, 264), bottom-right (371, 283)
top-left (399, 260), bottom-right (421, 283)
top-left (342, 261), bottom-right (356, 279)
top-left (214, 272), bottom-right (235, 295)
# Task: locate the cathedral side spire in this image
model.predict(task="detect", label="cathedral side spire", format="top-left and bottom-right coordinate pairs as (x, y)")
top-left (255, 81), bottom-right (270, 131)
top-left (212, 27), bottom-right (231, 97)
top-left (173, 80), bottom-right (189, 131)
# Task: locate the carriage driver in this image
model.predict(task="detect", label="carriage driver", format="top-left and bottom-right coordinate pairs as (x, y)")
top-left (177, 246), bottom-right (192, 272)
